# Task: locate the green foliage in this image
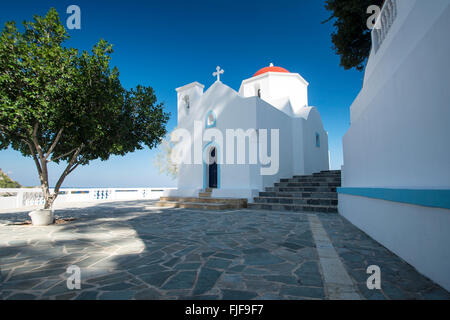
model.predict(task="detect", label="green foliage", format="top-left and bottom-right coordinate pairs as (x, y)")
top-left (323, 0), bottom-right (383, 71)
top-left (0, 8), bottom-right (170, 208)
top-left (0, 169), bottom-right (21, 188)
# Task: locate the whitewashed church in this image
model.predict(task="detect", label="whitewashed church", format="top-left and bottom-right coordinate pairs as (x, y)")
top-left (164, 64), bottom-right (329, 201)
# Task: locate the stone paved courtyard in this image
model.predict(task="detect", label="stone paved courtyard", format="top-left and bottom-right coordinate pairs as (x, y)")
top-left (0, 200), bottom-right (449, 300)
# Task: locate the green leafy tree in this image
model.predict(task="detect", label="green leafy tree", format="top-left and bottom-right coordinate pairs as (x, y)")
top-left (323, 0), bottom-right (383, 71)
top-left (0, 9), bottom-right (169, 209)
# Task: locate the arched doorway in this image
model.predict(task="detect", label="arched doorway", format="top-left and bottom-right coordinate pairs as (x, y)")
top-left (208, 147), bottom-right (218, 189)
top-left (203, 143), bottom-right (220, 190)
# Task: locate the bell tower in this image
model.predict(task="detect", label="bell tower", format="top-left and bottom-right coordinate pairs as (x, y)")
top-left (175, 82), bottom-right (204, 125)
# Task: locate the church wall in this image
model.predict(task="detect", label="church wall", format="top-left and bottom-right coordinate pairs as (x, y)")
top-left (215, 96), bottom-right (259, 193)
top-left (255, 99), bottom-right (294, 190)
top-left (292, 118), bottom-right (305, 175)
top-left (240, 74), bottom-right (308, 116)
top-left (302, 108), bottom-right (330, 175)
top-left (240, 75), bottom-right (271, 99)
top-left (174, 87), bottom-right (207, 195)
top-left (267, 76), bottom-right (308, 115)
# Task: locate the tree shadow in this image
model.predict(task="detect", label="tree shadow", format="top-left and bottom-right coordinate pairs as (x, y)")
top-left (1, 200), bottom-right (301, 300)
top-left (2, 200), bottom-right (225, 300)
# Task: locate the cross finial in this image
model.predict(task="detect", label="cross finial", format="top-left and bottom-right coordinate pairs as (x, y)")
top-left (213, 66), bottom-right (224, 82)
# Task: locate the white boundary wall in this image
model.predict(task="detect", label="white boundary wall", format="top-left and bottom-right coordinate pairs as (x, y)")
top-left (0, 187), bottom-right (176, 210)
top-left (340, 1), bottom-right (450, 292)
top-left (339, 195), bottom-right (450, 292)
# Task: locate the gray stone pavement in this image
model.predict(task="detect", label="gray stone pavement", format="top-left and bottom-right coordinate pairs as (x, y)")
top-left (0, 200), bottom-right (449, 300)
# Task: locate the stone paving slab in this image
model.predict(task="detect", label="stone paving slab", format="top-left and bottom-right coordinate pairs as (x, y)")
top-left (0, 200), bottom-right (449, 300)
top-left (308, 215), bottom-right (360, 300)
top-left (317, 213), bottom-right (450, 300)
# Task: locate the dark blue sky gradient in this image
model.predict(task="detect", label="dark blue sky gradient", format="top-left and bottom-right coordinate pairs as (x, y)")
top-left (0, 0), bottom-right (364, 187)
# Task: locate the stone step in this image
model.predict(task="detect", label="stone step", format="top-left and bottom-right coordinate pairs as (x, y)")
top-left (293, 175), bottom-right (340, 180)
top-left (266, 187), bottom-right (338, 193)
top-left (254, 197), bottom-right (338, 206)
top-left (247, 203), bottom-right (338, 213)
top-left (280, 177), bottom-right (341, 183)
top-left (156, 201), bottom-right (241, 210)
top-left (259, 191), bottom-right (338, 199)
top-left (275, 182), bottom-right (341, 187)
top-left (313, 174), bottom-right (341, 178)
top-left (320, 170), bottom-right (341, 174)
top-left (198, 192), bottom-right (212, 198)
top-left (250, 170), bottom-right (340, 213)
top-left (159, 197), bottom-right (247, 206)
top-left (294, 173), bottom-right (341, 179)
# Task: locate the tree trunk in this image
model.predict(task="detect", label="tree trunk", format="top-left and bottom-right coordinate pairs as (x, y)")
top-left (43, 190), bottom-right (56, 209)
top-left (39, 170), bottom-right (54, 210)
top-left (44, 197), bottom-right (54, 209)
top-left (41, 164), bottom-right (72, 210)
top-left (28, 124), bottom-right (83, 212)
top-left (41, 146), bottom-right (83, 210)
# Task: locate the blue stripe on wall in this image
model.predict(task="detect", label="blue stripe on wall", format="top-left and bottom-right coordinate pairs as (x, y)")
top-left (337, 188), bottom-right (450, 210)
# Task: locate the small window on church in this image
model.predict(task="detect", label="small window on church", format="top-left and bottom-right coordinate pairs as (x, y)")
top-left (183, 95), bottom-right (190, 112)
top-left (205, 111), bottom-right (216, 128)
top-left (208, 114), bottom-right (214, 125)
top-left (257, 89), bottom-right (261, 98)
top-left (315, 133), bottom-right (320, 148)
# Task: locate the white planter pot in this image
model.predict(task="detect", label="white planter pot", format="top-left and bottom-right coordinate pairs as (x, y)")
top-left (29, 209), bottom-right (54, 226)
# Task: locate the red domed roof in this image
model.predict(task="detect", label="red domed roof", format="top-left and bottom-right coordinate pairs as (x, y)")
top-left (253, 65), bottom-right (290, 77)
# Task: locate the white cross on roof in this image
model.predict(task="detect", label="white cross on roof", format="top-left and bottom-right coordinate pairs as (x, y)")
top-left (213, 66), bottom-right (224, 82)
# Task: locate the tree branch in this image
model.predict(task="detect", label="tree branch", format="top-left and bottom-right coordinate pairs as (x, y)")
top-left (31, 123), bottom-right (45, 161)
top-left (22, 139), bottom-right (42, 176)
top-left (52, 144), bottom-right (84, 195)
top-left (44, 128), bottom-right (64, 161)
top-left (48, 147), bottom-right (77, 163)
top-left (67, 161), bottom-right (81, 175)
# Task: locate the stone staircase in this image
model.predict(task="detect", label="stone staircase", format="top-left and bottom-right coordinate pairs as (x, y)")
top-left (248, 170), bottom-right (341, 213)
top-left (156, 188), bottom-right (248, 210)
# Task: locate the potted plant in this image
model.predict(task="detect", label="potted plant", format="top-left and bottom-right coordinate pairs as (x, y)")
top-left (29, 209), bottom-right (55, 226)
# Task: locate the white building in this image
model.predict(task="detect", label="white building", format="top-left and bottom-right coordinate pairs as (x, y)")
top-left (338, 0), bottom-right (450, 291)
top-left (165, 64), bottom-right (329, 201)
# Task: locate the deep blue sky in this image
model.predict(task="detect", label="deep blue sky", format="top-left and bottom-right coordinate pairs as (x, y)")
top-left (0, 0), bottom-right (364, 188)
